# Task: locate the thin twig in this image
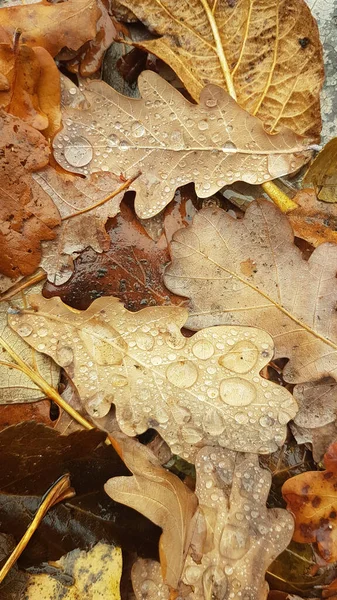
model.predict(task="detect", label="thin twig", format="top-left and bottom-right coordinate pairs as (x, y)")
top-left (0, 269), bottom-right (46, 303)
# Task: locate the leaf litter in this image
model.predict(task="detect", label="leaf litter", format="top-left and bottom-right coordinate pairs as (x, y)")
top-left (0, 0), bottom-right (336, 599)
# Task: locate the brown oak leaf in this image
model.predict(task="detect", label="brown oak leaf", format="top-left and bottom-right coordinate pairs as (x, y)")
top-left (303, 138), bottom-right (337, 203)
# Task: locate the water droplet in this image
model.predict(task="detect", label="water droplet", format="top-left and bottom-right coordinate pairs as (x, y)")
top-left (198, 119), bottom-right (209, 131)
top-left (56, 345), bottom-right (74, 367)
top-left (107, 134), bottom-right (119, 147)
top-left (184, 565), bottom-right (201, 584)
top-left (170, 130), bottom-right (184, 149)
top-left (69, 87), bottom-right (77, 95)
top-left (140, 580), bottom-right (158, 595)
top-left (156, 408), bottom-right (169, 423)
top-left (86, 391), bottom-right (112, 418)
top-left (17, 323), bottom-right (33, 337)
top-left (37, 343), bottom-right (45, 351)
top-left (171, 404), bottom-right (191, 424)
top-left (220, 378), bottom-right (256, 406)
top-left (259, 415), bottom-right (274, 427)
top-left (186, 118), bottom-right (194, 127)
top-left (151, 356), bottom-right (162, 366)
top-left (136, 333), bottom-right (154, 351)
top-left (166, 360), bottom-right (198, 388)
top-left (220, 525), bottom-right (250, 559)
top-left (64, 136), bottom-right (93, 167)
top-left (131, 121), bottom-right (145, 138)
top-left (111, 375), bottom-right (128, 387)
top-left (222, 141), bottom-right (237, 152)
top-left (278, 410), bottom-right (291, 425)
top-left (219, 341), bottom-right (259, 374)
top-left (204, 410), bottom-right (225, 435)
top-left (182, 427), bottom-right (203, 444)
top-left (206, 98), bottom-right (217, 108)
top-left (192, 339), bottom-right (214, 360)
top-left (120, 140), bottom-right (130, 151)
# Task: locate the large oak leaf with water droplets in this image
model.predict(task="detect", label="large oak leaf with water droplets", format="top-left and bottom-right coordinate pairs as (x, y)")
top-left (106, 434), bottom-right (294, 599)
top-left (53, 71), bottom-right (310, 219)
top-left (8, 294), bottom-right (297, 459)
top-left (164, 199), bottom-right (337, 385)
top-left (115, 0), bottom-right (324, 139)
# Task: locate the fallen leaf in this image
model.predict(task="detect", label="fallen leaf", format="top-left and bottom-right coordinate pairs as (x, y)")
top-left (0, 422), bottom-right (160, 565)
top-left (304, 139), bottom-right (337, 202)
top-left (164, 199), bottom-right (337, 385)
top-left (23, 542), bottom-right (122, 599)
top-left (52, 71), bottom-right (311, 219)
top-left (0, 400), bottom-right (53, 431)
top-left (115, 0), bottom-right (324, 138)
top-left (42, 190), bottom-right (195, 308)
top-left (282, 441), bottom-right (337, 562)
top-left (0, 0), bottom-right (100, 58)
top-left (288, 189), bottom-right (337, 247)
top-left (105, 432), bottom-right (197, 588)
top-left (290, 378), bottom-right (337, 462)
top-left (0, 286), bottom-right (59, 404)
top-left (0, 112), bottom-right (60, 285)
top-left (32, 166), bottom-right (127, 285)
top-left (107, 436), bottom-right (294, 599)
top-left (0, 533), bottom-right (28, 600)
top-left (9, 294), bottom-right (298, 459)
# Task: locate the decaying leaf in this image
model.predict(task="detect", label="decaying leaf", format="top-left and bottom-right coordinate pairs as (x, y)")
top-left (23, 542), bottom-right (122, 600)
top-left (165, 199), bottom-right (337, 385)
top-left (43, 192), bottom-right (195, 308)
top-left (290, 379), bottom-right (337, 462)
top-left (53, 71), bottom-right (311, 219)
top-left (288, 189), bottom-right (337, 247)
top-left (115, 0), bottom-right (324, 138)
top-left (32, 166), bottom-right (127, 285)
top-left (282, 441), bottom-right (337, 562)
top-left (0, 113), bottom-right (60, 287)
top-left (9, 295), bottom-right (298, 459)
top-left (0, 0), bottom-right (100, 58)
top-left (0, 400), bottom-right (53, 431)
top-left (106, 435), bottom-right (294, 599)
top-left (0, 287), bottom-right (59, 404)
top-left (0, 423), bottom-right (160, 565)
top-left (105, 432), bottom-right (197, 588)
top-left (0, 533), bottom-right (28, 600)
top-left (304, 138), bottom-right (337, 202)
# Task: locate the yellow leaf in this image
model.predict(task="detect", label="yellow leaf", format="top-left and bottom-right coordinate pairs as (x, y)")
top-left (303, 138), bottom-right (337, 203)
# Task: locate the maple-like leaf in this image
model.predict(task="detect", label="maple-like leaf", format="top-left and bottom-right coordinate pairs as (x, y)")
top-left (0, 287), bottom-right (59, 404)
top-left (9, 294), bottom-right (298, 458)
top-left (105, 432), bottom-right (198, 588)
top-left (0, 0), bottom-right (100, 58)
top-left (164, 199), bottom-right (337, 385)
top-left (32, 166), bottom-right (127, 285)
top-left (52, 71), bottom-right (310, 219)
top-left (43, 193), bottom-right (194, 307)
top-left (23, 543), bottom-right (122, 599)
top-left (282, 441), bottom-right (337, 563)
top-left (106, 435), bottom-right (294, 599)
top-left (0, 112), bottom-right (60, 288)
top-left (115, 0), bottom-right (324, 138)
top-left (303, 138), bottom-right (337, 203)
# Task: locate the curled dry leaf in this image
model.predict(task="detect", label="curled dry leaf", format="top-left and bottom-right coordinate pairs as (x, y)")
top-left (23, 543), bottom-right (122, 600)
top-left (116, 0), bottom-right (324, 138)
top-left (0, 113), bottom-right (60, 287)
top-left (164, 199), bottom-right (337, 385)
top-left (105, 432), bottom-right (198, 588)
top-left (107, 436), bottom-right (294, 599)
top-left (0, 0), bottom-right (99, 58)
top-left (43, 191), bottom-right (195, 308)
top-left (0, 286), bottom-right (59, 404)
top-left (290, 378), bottom-right (337, 462)
top-left (303, 138), bottom-right (337, 203)
top-left (52, 71), bottom-right (310, 219)
top-left (288, 189), bottom-right (337, 247)
top-left (9, 295), bottom-right (298, 458)
top-left (33, 166), bottom-right (127, 285)
top-left (282, 441), bottom-right (337, 563)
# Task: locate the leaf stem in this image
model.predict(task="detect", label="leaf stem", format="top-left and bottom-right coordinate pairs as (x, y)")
top-left (262, 181), bottom-right (298, 213)
top-left (0, 335), bottom-right (94, 431)
top-left (0, 474), bottom-right (74, 585)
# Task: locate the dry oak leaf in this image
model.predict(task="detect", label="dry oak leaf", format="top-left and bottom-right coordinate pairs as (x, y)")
top-left (8, 295), bottom-right (298, 458)
top-left (23, 542), bottom-right (122, 600)
top-left (303, 138), bottom-right (337, 203)
top-left (43, 191), bottom-right (195, 309)
top-left (0, 0), bottom-right (100, 58)
top-left (106, 436), bottom-right (294, 599)
top-left (0, 44), bottom-right (61, 136)
top-left (52, 70), bottom-right (311, 219)
top-left (115, 0), bottom-right (324, 139)
top-left (0, 112), bottom-right (60, 283)
top-left (0, 287), bottom-right (59, 404)
top-left (282, 441), bottom-right (337, 563)
top-left (165, 199), bottom-right (337, 385)
top-left (105, 432), bottom-right (198, 589)
top-left (32, 166), bottom-right (128, 285)
top-left (288, 189), bottom-right (337, 247)
top-left (290, 378), bottom-right (337, 462)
